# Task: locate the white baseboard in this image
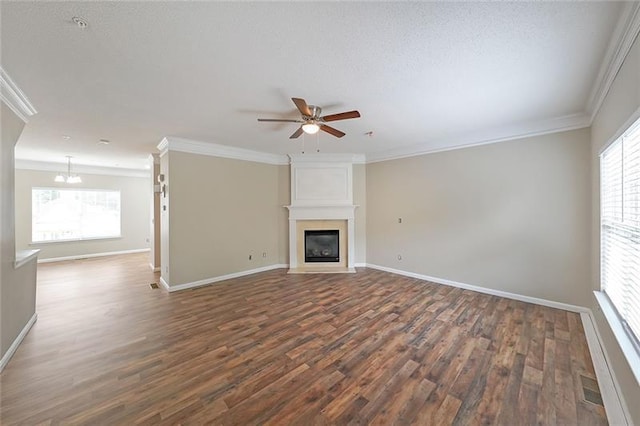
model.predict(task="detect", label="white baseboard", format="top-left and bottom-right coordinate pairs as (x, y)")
top-left (0, 313), bottom-right (37, 373)
top-left (355, 262), bottom-right (367, 268)
top-left (149, 263), bottom-right (161, 272)
top-left (38, 248), bottom-right (150, 263)
top-left (580, 312), bottom-right (631, 425)
top-left (159, 276), bottom-right (170, 291)
top-left (365, 263), bottom-right (589, 313)
top-left (163, 264), bottom-right (289, 292)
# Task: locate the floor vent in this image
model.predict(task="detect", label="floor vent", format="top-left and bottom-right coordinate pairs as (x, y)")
top-left (580, 375), bottom-right (604, 406)
top-left (149, 282), bottom-right (159, 289)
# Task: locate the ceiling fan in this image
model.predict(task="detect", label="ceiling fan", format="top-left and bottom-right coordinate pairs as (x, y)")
top-left (257, 97), bottom-right (361, 139)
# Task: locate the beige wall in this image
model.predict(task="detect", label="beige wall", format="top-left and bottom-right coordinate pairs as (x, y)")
top-left (366, 128), bottom-right (592, 307)
top-left (590, 33), bottom-right (640, 425)
top-left (164, 152), bottom-right (283, 286)
top-left (1, 102), bottom-right (37, 359)
top-left (14, 169), bottom-right (150, 260)
top-left (162, 157), bottom-right (366, 285)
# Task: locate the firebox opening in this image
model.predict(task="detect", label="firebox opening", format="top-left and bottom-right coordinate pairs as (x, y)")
top-left (305, 230), bottom-right (339, 263)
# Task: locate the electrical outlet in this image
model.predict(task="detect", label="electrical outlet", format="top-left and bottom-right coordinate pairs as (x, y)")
top-left (397, 254), bottom-right (402, 261)
top-left (262, 252), bottom-right (267, 258)
top-left (398, 218), bottom-right (402, 223)
top-left (249, 254), bottom-right (252, 260)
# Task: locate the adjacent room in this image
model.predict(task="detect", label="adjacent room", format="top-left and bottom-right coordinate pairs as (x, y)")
top-left (1, 1), bottom-right (639, 424)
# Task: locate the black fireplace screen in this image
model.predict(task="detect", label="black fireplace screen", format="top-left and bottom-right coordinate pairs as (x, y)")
top-left (305, 230), bottom-right (339, 263)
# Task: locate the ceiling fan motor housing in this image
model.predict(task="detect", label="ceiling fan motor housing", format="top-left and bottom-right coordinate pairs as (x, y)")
top-left (306, 105), bottom-right (322, 120)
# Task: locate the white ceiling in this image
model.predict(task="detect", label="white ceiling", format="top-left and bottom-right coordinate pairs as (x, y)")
top-left (0, 1), bottom-right (630, 170)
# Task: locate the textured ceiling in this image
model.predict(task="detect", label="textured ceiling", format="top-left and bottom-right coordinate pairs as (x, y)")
top-left (0, 1), bottom-right (627, 170)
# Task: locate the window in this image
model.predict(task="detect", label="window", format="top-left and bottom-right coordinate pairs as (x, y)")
top-left (600, 116), bottom-right (640, 353)
top-left (32, 188), bottom-right (121, 242)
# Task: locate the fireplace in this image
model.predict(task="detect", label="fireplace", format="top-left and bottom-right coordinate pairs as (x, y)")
top-left (286, 154), bottom-right (358, 273)
top-left (305, 230), bottom-right (339, 263)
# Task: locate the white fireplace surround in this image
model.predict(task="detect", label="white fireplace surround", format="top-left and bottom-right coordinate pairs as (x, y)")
top-left (286, 154), bottom-right (359, 272)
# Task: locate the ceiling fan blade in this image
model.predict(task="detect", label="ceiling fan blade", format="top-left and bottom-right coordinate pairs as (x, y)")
top-left (321, 110), bottom-right (361, 122)
top-left (290, 127), bottom-right (304, 139)
top-left (291, 98), bottom-right (312, 117)
top-left (320, 124), bottom-right (346, 138)
top-left (257, 118), bottom-right (303, 123)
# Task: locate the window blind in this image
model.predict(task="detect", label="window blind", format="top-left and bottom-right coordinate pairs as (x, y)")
top-left (601, 116), bottom-right (640, 351)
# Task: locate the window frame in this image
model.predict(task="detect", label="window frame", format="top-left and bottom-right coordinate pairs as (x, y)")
top-left (31, 187), bottom-right (122, 244)
top-left (597, 109), bottom-right (640, 386)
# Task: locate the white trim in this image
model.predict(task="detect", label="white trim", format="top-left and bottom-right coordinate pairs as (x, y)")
top-left (0, 67), bottom-right (37, 122)
top-left (594, 291), bottom-right (640, 386)
top-left (152, 107), bottom-right (604, 167)
top-left (164, 264), bottom-right (288, 292)
top-left (155, 112), bottom-right (590, 167)
top-left (15, 249), bottom-right (40, 268)
top-left (581, 311), bottom-right (631, 425)
top-left (288, 153), bottom-right (366, 164)
top-left (149, 263), bottom-right (161, 272)
top-left (31, 235), bottom-right (123, 246)
top-left (0, 313), bottom-right (37, 373)
top-left (365, 113), bottom-right (590, 164)
top-left (365, 263), bottom-right (589, 313)
top-left (355, 262), bottom-right (367, 268)
top-left (159, 276), bottom-right (170, 291)
top-left (15, 159), bottom-right (150, 177)
top-left (37, 248), bottom-right (149, 263)
top-left (159, 136), bottom-right (289, 165)
top-left (157, 137), bottom-right (169, 157)
top-left (598, 106), bottom-right (640, 156)
top-left (587, 2), bottom-right (640, 123)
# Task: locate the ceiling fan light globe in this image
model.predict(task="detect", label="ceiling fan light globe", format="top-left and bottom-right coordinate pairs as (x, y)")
top-left (54, 174), bottom-right (66, 183)
top-left (302, 122), bottom-right (320, 135)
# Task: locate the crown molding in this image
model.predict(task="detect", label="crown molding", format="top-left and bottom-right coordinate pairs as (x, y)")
top-left (288, 153), bottom-right (366, 164)
top-left (159, 136), bottom-right (289, 165)
top-left (365, 112), bottom-right (590, 164)
top-left (157, 137), bottom-right (169, 157)
top-left (586, 1), bottom-right (640, 123)
top-left (0, 67), bottom-right (37, 123)
top-left (15, 159), bottom-right (150, 178)
top-left (158, 111), bottom-right (589, 167)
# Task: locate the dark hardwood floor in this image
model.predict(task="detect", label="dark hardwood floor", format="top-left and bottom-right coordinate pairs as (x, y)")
top-left (0, 253), bottom-right (607, 424)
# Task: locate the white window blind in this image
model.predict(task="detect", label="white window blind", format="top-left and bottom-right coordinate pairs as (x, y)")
top-left (601, 116), bottom-right (640, 351)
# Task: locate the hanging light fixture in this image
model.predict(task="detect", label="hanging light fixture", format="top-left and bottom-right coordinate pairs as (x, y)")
top-left (55, 156), bottom-right (82, 183)
top-left (301, 121), bottom-right (320, 135)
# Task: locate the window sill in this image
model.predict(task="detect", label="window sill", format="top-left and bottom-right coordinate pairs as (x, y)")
top-left (15, 249), bottom-right (40, 268)
top-left (29, 236), bottom-right (122, 245)
top-left (594, 291), bottom-right (640, 386)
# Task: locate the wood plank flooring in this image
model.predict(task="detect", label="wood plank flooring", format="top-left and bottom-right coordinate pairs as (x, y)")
top-left (0, 253), bottom-right (607, 424)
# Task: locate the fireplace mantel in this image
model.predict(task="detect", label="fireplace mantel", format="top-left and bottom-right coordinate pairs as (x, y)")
top-left (286, 205), bottom-right (358, 220)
